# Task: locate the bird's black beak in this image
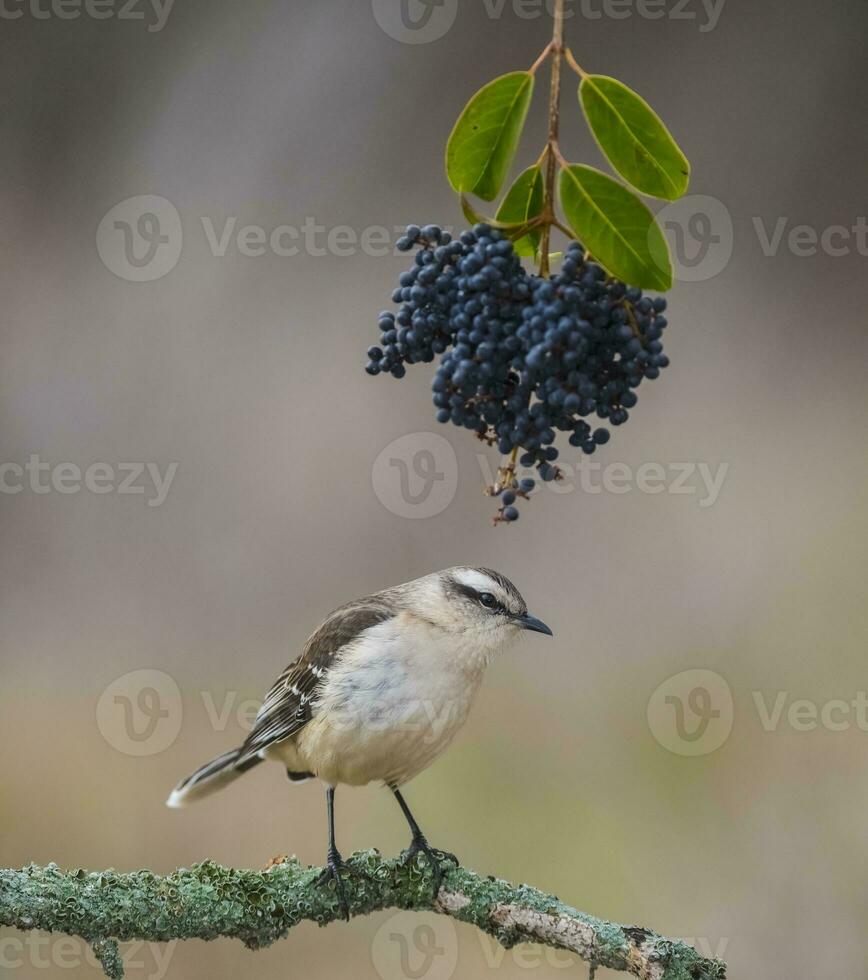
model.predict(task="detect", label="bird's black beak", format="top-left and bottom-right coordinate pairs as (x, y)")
top-left (515, 613), bottom-right (553, 636)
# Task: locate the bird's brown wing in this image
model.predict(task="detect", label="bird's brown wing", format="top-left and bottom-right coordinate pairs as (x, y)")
top-left (235, 598), bottom-right (395, 766)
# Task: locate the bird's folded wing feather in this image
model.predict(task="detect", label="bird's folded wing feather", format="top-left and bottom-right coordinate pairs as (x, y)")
top-left (235, 598), bottom-right (396, 765)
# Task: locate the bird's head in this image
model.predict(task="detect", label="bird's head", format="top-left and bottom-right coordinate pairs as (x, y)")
top-left (406, 567), bottom-right (553, 661)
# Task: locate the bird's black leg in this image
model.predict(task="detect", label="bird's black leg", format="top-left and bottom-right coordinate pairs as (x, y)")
top-left (392, 787), bottom-right (458, 897)
top-left (315, 786), bottom-right (375, 920)
top-left (315, 786), bottom-right (355, 920)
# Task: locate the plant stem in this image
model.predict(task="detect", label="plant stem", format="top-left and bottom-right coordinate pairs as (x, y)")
top-left (539, 0), bottom-right (565, 278)
top-left (564, 47), bottom-right (588, 78)
top-left (528, 42), bottom-right (553, 75)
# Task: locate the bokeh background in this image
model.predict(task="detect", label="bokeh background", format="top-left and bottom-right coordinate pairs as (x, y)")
top-left (2, 1), bottom-right (868, 978)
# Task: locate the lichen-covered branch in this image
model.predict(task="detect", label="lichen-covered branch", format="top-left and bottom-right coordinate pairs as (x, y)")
top-left (0, 852), bottom-right (726, 980)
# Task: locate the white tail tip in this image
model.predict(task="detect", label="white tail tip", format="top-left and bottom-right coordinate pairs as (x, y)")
top-left (165, 789), bottom-right (188, 809)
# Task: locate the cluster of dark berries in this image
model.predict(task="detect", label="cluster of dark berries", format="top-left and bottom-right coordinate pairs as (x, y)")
top-left (491, 476), bottom-right (536, 523)
top-left (366, 223), bottom-right (670, 521)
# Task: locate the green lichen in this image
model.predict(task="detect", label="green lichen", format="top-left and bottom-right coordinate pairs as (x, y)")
top-left (91, 940), bottom-right (123, 980)
top-left (0, 855), bottom-right (725, 980)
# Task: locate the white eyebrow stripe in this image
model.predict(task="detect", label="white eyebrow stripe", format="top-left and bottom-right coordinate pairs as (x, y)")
top-left (452, 568), bottom-right (502, 595)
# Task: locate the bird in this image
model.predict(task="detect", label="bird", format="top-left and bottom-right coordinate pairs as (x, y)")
top-left (166, 566), bottom-right (552, 918)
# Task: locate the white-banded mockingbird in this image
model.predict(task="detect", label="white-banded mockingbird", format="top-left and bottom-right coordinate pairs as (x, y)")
top-left (167, 567), bottom-right (552, 918)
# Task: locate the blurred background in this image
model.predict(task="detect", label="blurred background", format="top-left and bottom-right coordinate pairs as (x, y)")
top-left (2, 1), bottom-right (867, 978)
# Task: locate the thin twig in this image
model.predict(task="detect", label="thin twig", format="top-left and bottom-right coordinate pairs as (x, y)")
top-left (552, 217), bottom-right (574, 239)
top-left (538, 0), bottom-right (565, 279)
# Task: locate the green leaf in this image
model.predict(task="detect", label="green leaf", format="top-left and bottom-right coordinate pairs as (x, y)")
top-left (495, 165), bottom-right (544, 257)
top-left (579, 74), bottom-right (689, 201)
top-left (446, 72), bottom-right (535, 202)
top-left (559, 164), bottom-right (672, 290)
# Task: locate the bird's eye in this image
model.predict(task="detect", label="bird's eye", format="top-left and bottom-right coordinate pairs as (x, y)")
top-left (478, 592), bottom-right (497, 609)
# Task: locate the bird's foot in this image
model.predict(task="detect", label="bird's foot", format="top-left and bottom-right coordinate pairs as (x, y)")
top-left (315, 848), bottom-right (374, 921)
top-left (401, 835), bottom-right (459, 898)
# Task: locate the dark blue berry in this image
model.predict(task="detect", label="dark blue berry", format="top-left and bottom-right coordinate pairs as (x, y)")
top-left (366, 227), bottom-right (671, 517)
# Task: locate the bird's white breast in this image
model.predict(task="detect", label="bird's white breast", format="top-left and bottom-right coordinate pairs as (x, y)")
top-left (288, 612), bottom-right (489, 787)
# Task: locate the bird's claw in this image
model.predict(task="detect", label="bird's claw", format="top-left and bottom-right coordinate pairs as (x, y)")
top-left (316, 850), bottom-right (374, 920)
top-left (401, 836), bottom-right (459, 898)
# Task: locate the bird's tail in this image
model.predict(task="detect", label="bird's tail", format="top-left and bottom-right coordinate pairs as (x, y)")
top-left (166, 748), bottom-right (261, 808)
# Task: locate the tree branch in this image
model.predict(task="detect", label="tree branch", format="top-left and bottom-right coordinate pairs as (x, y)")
top-left (0, 852), bottom-right (726, 980)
